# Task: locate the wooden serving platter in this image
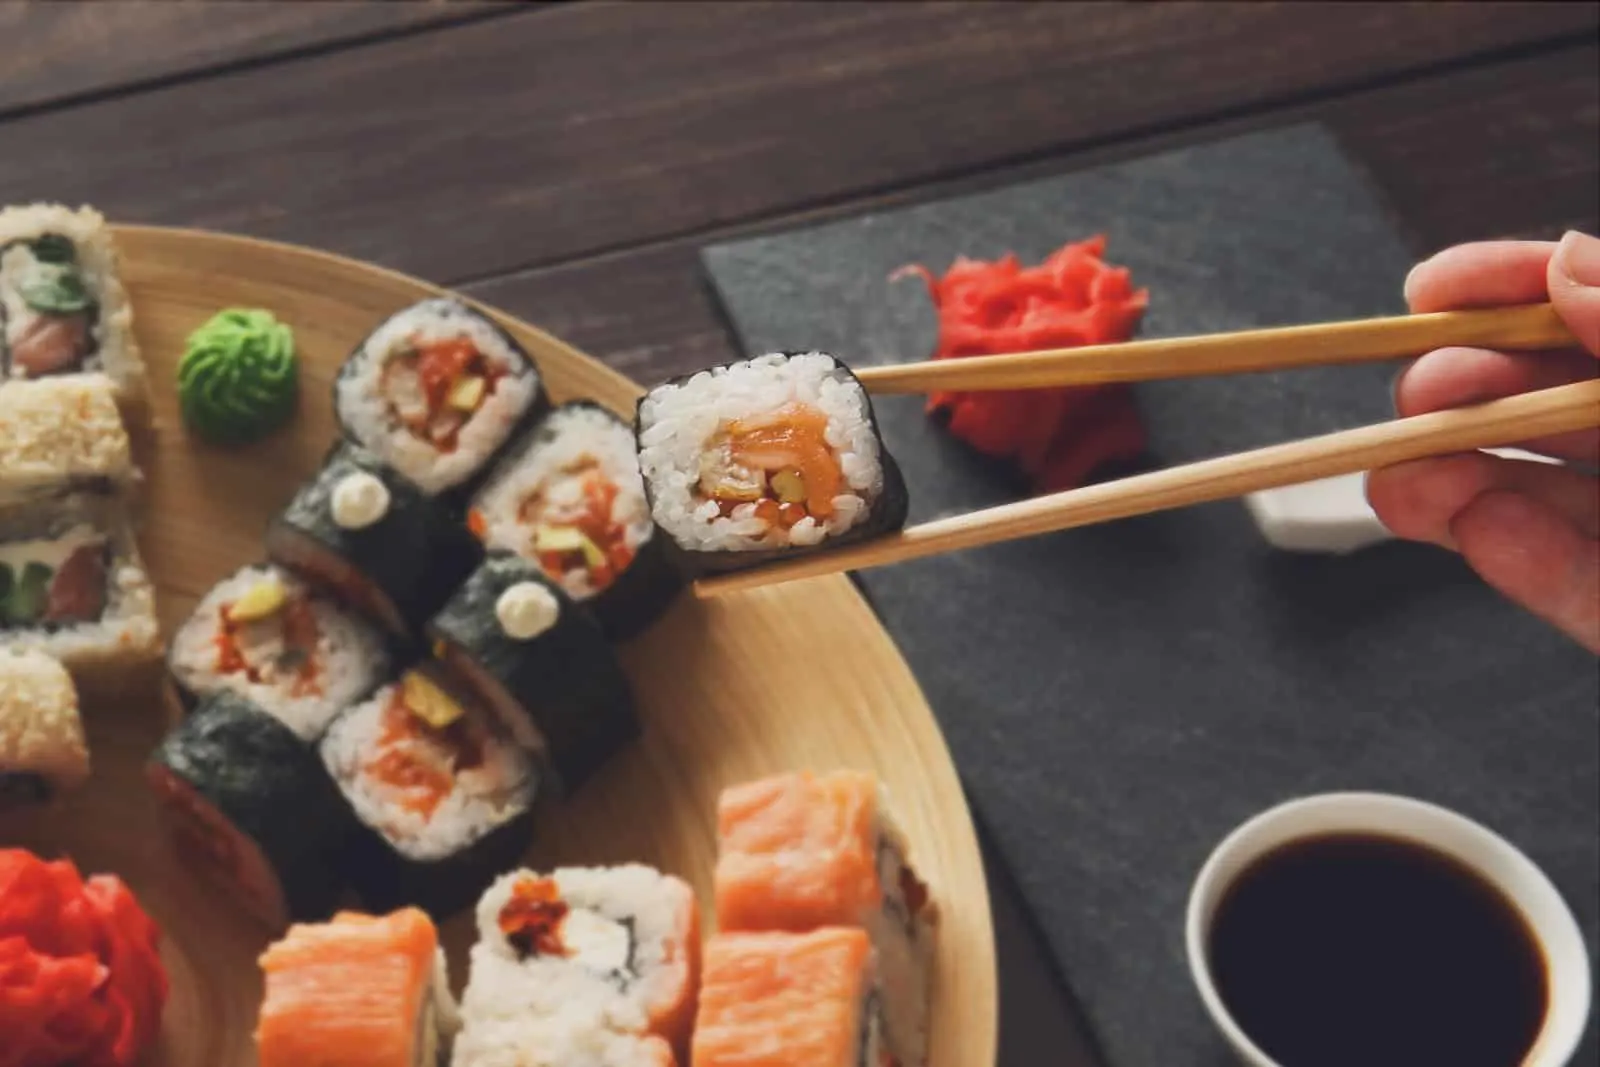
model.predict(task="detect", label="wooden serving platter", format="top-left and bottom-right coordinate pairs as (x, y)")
top-left (0, 227), bottom-right (997, 1067)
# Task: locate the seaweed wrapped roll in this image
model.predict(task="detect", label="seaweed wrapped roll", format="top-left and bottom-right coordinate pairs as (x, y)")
top-left (0, 203), bottom-right (147, 417)
top-left (469, 402), bottom-right (681, 641)
top-left (0, 489), bottom-right (160, 670)
top-left (635, 351), bottom-right (908, 575)
top-left (168, 563), bottom-right (391, 740)
top-left (267, 440), bottom-right (483, 640)
top-left (335, 298), bottom-right (547, 501)
top-left (427, 555), bottom-right (636, 796)
top-left (320, 665), bottom-right (538, 921)
top-left (0, 649), bottom-right (89, 809)
top-left (147, 691), bottom-right (353, 928)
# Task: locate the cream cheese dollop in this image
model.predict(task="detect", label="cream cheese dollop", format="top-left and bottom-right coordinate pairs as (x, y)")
top-left (496, 581), bottom-right (560, 640)
top-left (330, 471), bottom-right (390, 530)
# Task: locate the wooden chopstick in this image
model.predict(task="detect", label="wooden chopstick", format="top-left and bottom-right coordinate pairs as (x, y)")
top-left (853, 303), bottom-right (1575, 394)
top-left (693, 379), bottom-right (1600, 598)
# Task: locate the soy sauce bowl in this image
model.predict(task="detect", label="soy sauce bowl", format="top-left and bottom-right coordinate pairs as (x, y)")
top-left (1185, 793), bottom-right (1592, 1067)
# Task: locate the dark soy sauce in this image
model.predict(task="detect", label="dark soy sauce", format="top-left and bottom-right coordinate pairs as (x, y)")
top-left (1208, 833), bottom-right (1547, 1067)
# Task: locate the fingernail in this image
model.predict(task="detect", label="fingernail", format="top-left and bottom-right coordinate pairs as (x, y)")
top-left (1552, 230), bottom-right (1600, 288)
top-left (1402, 258), bottom-right (1430, 306)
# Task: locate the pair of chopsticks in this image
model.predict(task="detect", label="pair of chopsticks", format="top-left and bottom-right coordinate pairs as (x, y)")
top-left (693, 303), bottom-right (1597, 598)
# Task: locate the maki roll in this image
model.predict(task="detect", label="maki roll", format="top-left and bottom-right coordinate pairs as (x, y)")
top-left (267, 440), bottom-right (483, 640)
top-left (334, 297), bottom-right (547, 501)
top-left (0, 203), bottom-right (146, 416)
top-left (0, 490), bottom-right (160, 670)
top-left (466, 865), bottom-right (701, 1060)
top-left (0, 649), bottom-right (89, 809)
top-left (319, 665), bottom-right (538, 921)
top-left (0, 375), bottom-right (134, 506)
top-left (692, 928), bottom-right (891, 1067)
top-left (427, 555), bottom-right (636, 796)
top-left (635, 351), bottom-right (909, 576)
top-left (469, 401), bottom-right (682, 641)
top-left (168, 563), bottom-right (391, 740)
top-left (146, 691), bottom-right (353, 928)
top-left (256, 907), bottom-right (462, 1067)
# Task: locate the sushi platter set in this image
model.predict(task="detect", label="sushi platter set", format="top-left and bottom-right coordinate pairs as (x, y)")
top-left (0, 215), bottom-right (991, 1066)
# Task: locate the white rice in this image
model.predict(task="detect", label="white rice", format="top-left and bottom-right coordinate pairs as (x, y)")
top-left (319, 682), bottom-right (534, 862)
top-left (336, 298), bottom-right (539, 496)
top-left (168, 563), bottom-right (389, 740)
top-left (636, 351), bottom-right (883, 552)
top-left (0, 203), bottom-right (147, 415)
top-left (473, 405), bottom-right (653, 601)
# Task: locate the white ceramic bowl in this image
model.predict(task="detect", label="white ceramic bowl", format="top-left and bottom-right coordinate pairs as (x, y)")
top-left (1186, 792), bottom-right (1592, 1066)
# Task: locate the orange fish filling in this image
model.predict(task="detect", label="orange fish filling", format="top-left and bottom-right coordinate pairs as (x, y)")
top-left (705, 403), bottom-right (843, 526)
top-left (498, 876), bottom-right (570, 959)
top-left (520, 462), bottom-right (636, 592)
top-left (385, 336), bottom-right (505, 452)
top-left (213, 596), bottom-right (322, 697)
top-left (363, 688), bottom-right (486, 819)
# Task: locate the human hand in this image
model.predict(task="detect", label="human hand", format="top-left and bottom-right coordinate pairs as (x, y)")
top-left (1365, 231), bottom-right (1600, 653)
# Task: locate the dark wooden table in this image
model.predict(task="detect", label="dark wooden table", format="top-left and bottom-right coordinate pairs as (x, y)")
top-left (4, 3), bottom-right (1594, 1063)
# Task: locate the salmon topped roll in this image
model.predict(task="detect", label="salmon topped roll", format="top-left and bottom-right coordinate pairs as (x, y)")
top-left (0, 204), bottom-right (146, 417)
top-left (692, 928), bottom-right (892, 1067)
top-left (466, 864), bottom-right (701, 1060)
top-left (320, 665), bottom-right (538, 920)
top-left (335, 298), bottom-right (547, 500)
top-left (168, 563), bottom-right (391, 740)
top-left (715, 771), bottom-right (936, 1067)
top-left (634, 352), bottom-right (909, 575)
top-left (256, 907), bottom-right (460, 1067)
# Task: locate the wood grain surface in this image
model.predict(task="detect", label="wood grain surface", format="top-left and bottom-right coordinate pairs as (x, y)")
top-left (2, 5), bottom-right (1597, 1065)
top-left (0, 3), bottom-right (1590, 283)
top-left (0, 1), bottom-right (502, 114)
top-left (0, 226), bottom-right (996, 1067)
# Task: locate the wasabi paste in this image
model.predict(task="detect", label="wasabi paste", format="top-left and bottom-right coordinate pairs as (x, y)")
top-left (178, 308), bottom-right (298, 445)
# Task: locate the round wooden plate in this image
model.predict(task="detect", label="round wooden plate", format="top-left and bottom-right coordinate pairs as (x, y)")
top-left (0, 227), bottom-right (997, 1066)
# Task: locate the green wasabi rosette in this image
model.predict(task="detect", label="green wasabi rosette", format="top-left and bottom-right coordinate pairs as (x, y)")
top-left (178, 308), bottom-right (299, 445)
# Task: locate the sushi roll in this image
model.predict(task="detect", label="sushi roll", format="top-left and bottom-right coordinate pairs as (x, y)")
top-left (168, 563), bottom-right (391, 741)
top-left (691, 928), bottom-right (890, 1067)
top-left (0, 375), bottom-right (135, 506)
top-left (467, 865), bottom-right (701, 1059)
top-left (334, 297), bottom-right (547, 501)
top-left (0, 203), bottom-right (146, 417)
top-left (468, 401), bottom-right (681, 641)
top-left (427, 555), bottom-right (637, 795)
top-left (0, 489), bottom-right (160, 670)
top-left (452, 1012), bottom-right (676, 1067)
top-left (319, 665), bottom-right (538, 920)
top-left (256, 907), bottom-right (461, 1067)
top-left (634, 351), bottom-right (909, 576)
top-left (146, 691), bottom-right (353, 928)
top-left (714, 771), bottom-right (936, 1067)
top-left (267, 440), bottom-right (483, 640)
top-left (0, 649), bottom-right (89, 809)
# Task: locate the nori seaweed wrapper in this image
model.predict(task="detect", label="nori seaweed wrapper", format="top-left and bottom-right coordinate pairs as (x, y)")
top-left (267, 439), bottom-right (484, 642)
top-left (146, 691), bottom-right (352, 925)
top-left (634, 351), bottom-right (910, 578)
top-left (471, 400), bottom-right (683, 642)
top-left (332, 297), bottom-right (550, 506)
top-left (342, 796), bottom-right (537, 922)
top-left (427, 554), bottom-right (638, 795)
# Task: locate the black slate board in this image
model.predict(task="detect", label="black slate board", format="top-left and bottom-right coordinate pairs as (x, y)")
top-left (699, 125), bottom-right (1599, 1065)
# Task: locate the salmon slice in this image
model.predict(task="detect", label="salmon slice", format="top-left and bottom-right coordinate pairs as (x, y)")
top-left (256, 908), bottom-right (440, 1067)
top-left (9, 313), bottom-right (89, 377)
top-left (715, 770), bottom-right (882, 931)
top-left (691, 928), bottom-right (881, 1067)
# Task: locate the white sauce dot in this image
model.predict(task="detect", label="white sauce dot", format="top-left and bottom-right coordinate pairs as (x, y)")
top-left (330, 472), bottom-right (391, 530)
top-left (496, 581), bottom-right (560, 640)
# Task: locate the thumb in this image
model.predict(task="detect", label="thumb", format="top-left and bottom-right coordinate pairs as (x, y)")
top-left (1548, 230), bottom-right (1600, 358)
